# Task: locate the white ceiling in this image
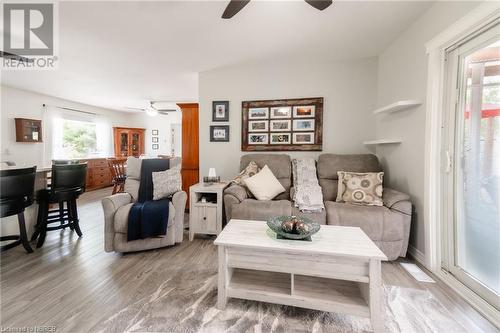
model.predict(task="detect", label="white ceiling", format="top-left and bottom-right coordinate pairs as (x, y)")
top-left (1, 1), bottom-right (433, 112)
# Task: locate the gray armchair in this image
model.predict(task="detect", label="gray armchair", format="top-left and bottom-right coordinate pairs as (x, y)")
top-left (102, 157), bottom-right (186, 253)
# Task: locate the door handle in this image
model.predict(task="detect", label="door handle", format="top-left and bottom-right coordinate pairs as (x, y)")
top-left (445, 151), bottom-right (452, 174)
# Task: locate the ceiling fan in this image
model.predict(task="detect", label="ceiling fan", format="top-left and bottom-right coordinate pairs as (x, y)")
top-left (222, 0), bottom-right (333, 19)
top-left (124, 101), bottom-right (177, 116)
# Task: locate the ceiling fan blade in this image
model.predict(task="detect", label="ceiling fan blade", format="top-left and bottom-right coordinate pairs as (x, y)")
top-left (124, 106), bottom-right (146, 112)
top-left (304, 0), bottom-right (333, 11)
top-left (222, 0), bottom-right (251, 19)
top-left (0, 51), bottom-right (34, 63)
top-left (158, 110), bottom-right (177, 115)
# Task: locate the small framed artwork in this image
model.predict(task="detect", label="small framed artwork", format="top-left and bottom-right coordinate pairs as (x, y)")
top-left (152, 129), bottom-right (159, 135)
top-left (152, 144), bottom-right (159, 150)
top-left (270, 106), bottom-right (291, 119)
top-left (293, 132), bottom-right (315, 144)
top-left (293, 119), bottom-right (315, 131)
top-left (212, 101), bottom-right (229, 122)
top-left (270, 133), bottom-right (291, 144)
top-left (248, 107), bottom-right (269, 120)
top-left (210, 125), bottom-right (230, 142)
top-left (270, 119), bottom-right (291, 132)
top-left (293, 105), bottom-right (315, 118)
top-left (248, 120), bottom-right (268, 132)
top-left (152, 137), bottom-right (159, 143)
top-left (248, 133), bottom-right (268, 145)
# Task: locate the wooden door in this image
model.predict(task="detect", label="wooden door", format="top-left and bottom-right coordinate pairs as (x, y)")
top-left (178, 103), bottom-right (199, 209)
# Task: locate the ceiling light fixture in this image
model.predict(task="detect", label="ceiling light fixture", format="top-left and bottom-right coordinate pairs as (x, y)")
top-left (146, 107), bottom-right (158, 116)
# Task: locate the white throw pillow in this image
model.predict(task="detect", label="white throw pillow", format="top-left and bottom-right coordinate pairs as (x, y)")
top-left (244, 165), bottom-right (285, 201)
top-left (152, 166), bottom-right (182, 200)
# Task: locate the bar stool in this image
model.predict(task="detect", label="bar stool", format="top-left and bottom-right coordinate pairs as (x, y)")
top-left (32, 163), bottom-right (87, 248)
top-left (0, 167), bottom-right (37, 253)
top-left (51, 160), bottom-right (80, 223)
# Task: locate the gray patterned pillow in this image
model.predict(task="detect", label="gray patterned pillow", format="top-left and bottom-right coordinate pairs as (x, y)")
top-left (336, 171), bottom-right (384, 206)
top-left (231, 161), bottom-right (260, 197)
top-left (152, 166), bottom-right (182, 200)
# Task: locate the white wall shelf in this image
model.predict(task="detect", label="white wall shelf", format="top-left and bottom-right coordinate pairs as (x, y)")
top-left (373, 100), bottom-right (421, 115)
top-left (363, 139), bottom-right (402, 145)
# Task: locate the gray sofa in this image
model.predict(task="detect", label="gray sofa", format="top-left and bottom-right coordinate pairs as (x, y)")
top-left (224, 154), bottom-right (412, 260)
top-left (102, 157), bottom-right (186, 253)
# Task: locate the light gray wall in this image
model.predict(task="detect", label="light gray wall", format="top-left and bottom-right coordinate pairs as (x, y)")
top-left (199, 57), bottom-right (378, 179)
top-left (374, 1), bottom-right (481, 255)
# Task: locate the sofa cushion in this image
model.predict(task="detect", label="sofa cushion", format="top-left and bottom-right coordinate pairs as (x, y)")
top-left (244, 165), bottom-right (286, 200)
top-left (317, 154), bottom-right (381, 201)
top-left (114, 201), bottom-right (176, 234)
top-left (325, 201), bottom-right (403, 243)
top-left (126, 156), bottom-right (142, 180)
top-left (240, 154), bottom-right (291, 200)
top-left (231, 199), bottom-right (292, 221)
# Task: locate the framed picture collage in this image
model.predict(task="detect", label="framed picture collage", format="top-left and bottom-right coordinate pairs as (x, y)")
top-left (241, 97), bottom-right (323, 151)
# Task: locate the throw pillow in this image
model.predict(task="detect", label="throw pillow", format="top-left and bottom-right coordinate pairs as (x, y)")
top-left (231, 161), bottom-right (261, 196)
top-left (336, 171), bottom-right (384, 206)
top-left (244, 165), bottom-right (285, 201)
top-left (152, 166), bottom-right (182, 200)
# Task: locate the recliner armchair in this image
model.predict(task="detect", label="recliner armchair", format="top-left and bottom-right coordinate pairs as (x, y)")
top-left (102, 157), bottom-right (186, 253)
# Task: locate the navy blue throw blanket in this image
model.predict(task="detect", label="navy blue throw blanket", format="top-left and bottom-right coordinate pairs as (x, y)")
top-left (127, 158), bottom-right (170, 241)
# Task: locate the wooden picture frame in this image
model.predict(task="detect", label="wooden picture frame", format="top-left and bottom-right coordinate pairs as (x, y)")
top-left (242, 97), bottom-right (323, 151)
top-left (212, 101), bottom-right (229, 122)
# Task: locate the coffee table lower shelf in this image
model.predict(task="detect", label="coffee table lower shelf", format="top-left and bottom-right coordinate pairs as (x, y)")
top-left (227, 268), bottom-right (370, 318)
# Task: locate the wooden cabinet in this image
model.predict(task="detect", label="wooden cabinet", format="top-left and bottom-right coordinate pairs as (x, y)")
top-left (15, 118), bottom-right (42, 142)
top-left (178, 103), bottom-right (199, 209)
top-left (113, 127), bottom-right (145, 158)
top-left (80, 158), bottom-right (112, 191)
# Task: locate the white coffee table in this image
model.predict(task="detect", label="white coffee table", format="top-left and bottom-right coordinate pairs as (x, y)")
top-left (214, 219), bottom-right (388, 333)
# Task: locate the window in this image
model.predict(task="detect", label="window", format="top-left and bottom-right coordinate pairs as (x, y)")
top-left (51, 113), bottom-right (112, 160)
top-left (61, 119), bottom-right (98, 158)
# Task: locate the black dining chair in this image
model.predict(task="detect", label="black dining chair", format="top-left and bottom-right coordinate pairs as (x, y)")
top-left (0, 167), bottom-right (37, 253)
top-left (50, 160), bottom-right (80, 222)
top-left (32, 163), bottom-right (87, 248)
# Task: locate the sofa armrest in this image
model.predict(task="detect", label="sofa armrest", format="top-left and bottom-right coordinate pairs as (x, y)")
top-left (101, 193), bottom-right (132, 252)
top-left (383, 188), bottom-right (411, 214)
top-left (172, 191), bottom-right (187, 243)
top-left (224, 184), bottom-right (248, 203)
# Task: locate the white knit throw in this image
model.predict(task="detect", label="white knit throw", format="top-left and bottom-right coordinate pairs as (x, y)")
top-left (292, 158), bottom-right (324, 212)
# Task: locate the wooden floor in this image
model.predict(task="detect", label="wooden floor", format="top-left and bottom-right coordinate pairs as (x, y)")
top-left (0, 187), bottom-right (497, 333)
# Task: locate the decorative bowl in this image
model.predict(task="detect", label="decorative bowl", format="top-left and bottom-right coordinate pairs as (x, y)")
top-left (266, 215), bottom-right (321, 241)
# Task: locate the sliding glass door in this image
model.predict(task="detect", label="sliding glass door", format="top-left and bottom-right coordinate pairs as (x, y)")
top-left (443, 25), bottom-right (499, 309)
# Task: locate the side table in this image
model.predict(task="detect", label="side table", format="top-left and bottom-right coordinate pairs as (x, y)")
top-left (189, 182), bottom-right (228, 241)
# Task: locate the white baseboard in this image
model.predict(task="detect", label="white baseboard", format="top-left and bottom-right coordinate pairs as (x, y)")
top-left (407, 245), bottom-right (426, 266)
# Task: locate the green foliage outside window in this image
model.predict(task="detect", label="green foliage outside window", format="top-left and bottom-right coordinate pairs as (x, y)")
top-left (62, 120), bottom-right (97, 158)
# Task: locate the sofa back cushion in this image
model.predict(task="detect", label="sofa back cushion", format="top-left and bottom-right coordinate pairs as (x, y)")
top-left (240, 154), bottom-right (291, 200)
top-left (317, 154), bottom-right (381, 201)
